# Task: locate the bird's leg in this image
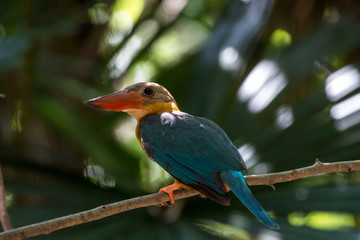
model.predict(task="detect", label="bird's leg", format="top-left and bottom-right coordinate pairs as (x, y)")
top-left (159, 180), bottom-right (185, 205)
top-left (224, 183), bottom-right (231, 192)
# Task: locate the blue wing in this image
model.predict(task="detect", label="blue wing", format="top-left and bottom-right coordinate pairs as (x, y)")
top-left (140, 112), bottom-right (246, 205)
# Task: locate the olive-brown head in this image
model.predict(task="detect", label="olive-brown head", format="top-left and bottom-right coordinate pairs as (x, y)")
top-left (85, 82), bottom-right (179, 121)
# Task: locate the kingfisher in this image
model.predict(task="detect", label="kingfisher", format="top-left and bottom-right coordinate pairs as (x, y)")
top-left (85, 82), bottom-right (279, 230)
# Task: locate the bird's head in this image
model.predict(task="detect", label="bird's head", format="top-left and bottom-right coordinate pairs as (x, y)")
top-left (85, 82), bottom-right (179, 120)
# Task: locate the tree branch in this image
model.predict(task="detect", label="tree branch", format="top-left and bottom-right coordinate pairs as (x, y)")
top-left (1, 159), bottom-right (360, 240)
top-left (244, 158), bottom-right (360, 188)
top-left (0, 163), bottom-right (12, 231)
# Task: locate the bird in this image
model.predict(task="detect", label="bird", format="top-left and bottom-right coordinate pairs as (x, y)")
top-left (85, 82), bottom-right (279, 230)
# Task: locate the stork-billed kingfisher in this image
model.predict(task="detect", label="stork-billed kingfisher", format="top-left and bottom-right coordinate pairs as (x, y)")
top-left (86, 82), bottom-right (279, 230)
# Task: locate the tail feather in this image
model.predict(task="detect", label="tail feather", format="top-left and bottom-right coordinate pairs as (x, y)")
top-left (220, 170), bottom-right (279, 230)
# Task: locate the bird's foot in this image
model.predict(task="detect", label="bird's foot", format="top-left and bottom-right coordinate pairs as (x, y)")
top-left (159, 181), bottom-right (183, 206)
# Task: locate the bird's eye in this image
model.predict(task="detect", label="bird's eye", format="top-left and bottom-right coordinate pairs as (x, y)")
top-left (144, 87), bottom-right (154, 96)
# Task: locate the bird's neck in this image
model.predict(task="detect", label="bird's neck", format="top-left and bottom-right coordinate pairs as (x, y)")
top-left (127, 101), bottom-right (179, 142)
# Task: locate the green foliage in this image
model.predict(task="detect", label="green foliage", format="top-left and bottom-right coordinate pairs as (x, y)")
top-left (1, 0), bottom-right (360, 239)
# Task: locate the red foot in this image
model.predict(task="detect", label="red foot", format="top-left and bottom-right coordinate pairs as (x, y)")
top-left (159, 181), bottom-right (183, 205)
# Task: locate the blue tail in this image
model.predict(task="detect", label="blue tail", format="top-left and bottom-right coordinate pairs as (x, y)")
top-left (220, 170), bottom-right (279, 230)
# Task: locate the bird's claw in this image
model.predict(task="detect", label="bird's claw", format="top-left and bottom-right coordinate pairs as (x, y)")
top-left (159, 202), bottom-right (171, 207)
top-left (159, 181), bottom-right (182, 206)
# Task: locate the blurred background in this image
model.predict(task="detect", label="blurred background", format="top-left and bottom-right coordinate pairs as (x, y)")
top-left (1, 0), bottom-right (360, 239)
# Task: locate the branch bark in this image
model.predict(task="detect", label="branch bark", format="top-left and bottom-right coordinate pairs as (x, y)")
top-left (0, 163), bottom-right (12, 231)
top-left (1, 159), bottom-right (360, 240)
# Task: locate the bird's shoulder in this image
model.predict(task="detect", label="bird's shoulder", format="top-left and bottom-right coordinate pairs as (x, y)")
top-left (140, 111), bottom-right (227, 142)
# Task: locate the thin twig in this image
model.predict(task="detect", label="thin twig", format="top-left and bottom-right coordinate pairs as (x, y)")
top-left (245, 159), bottom-right (360, 186)
top-left (1, 159), bottom-right (360, 240)
top-left (0, 163), bottom-right (12, 231)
